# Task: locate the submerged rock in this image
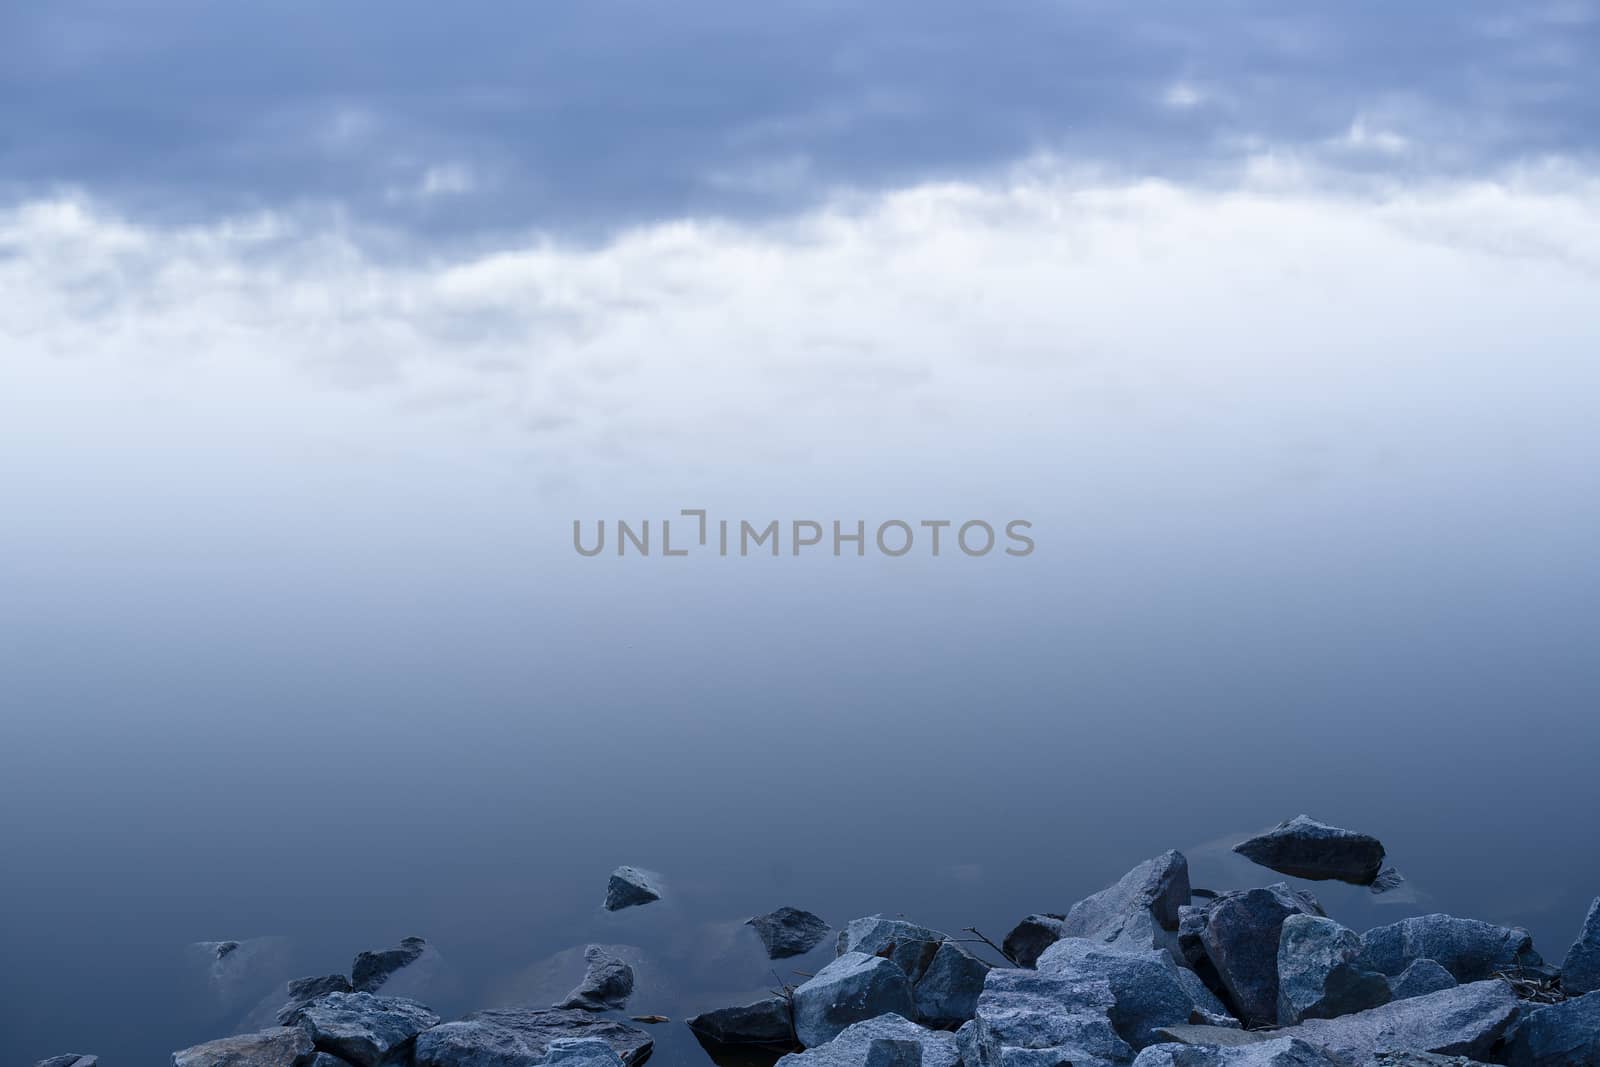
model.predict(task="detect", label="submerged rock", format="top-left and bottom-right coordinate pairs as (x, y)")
top-left (1356, 914), bottom-right (1542, 983)
top-left (1387, 959), bottom-right (1456, 1002)
top-left (1233, 816), bottom-right (1387, 886)
top-left (1499, 989), bottom-right (1600, 1067)
top-left (1560, 896), bottom-right (1600, 996)
top-left (276, 974), bottom-right (356, 1026)
top-left (750, 907), bottom-right (832, 959)
top-left (1062, 851), bottom-right (1191, 959)
top-left (352, 936), bottom-right (430, 993)
top-left (793, 952), bottom-right (916, 1047)
top-left (171, 1026), bottom-right (316, 1067)
top-left (604, 867), bottom-right (662, 911)
top-left (776, 1014), bottom-right (960, 1067)
top-left (1038, 937), bottom-right (1231, 1050)
top-left (1200, 884), bottom-right (1325, 1028)
top-left (186, 936), bottom-right (295, 1014)
top-left (557, 945), bottom-right (635, 1011)
top-left (1276, 980), bottom-right (1520, 1063)
top-left (1132, 1037), bottom-right (1346, 1066)
top-left (1001, 914), bottom-right (1066, 968)
top-left (687, 997), bottom-right (797, 1046)
top-left (957, 968), bottom-right (1132, 1067)
top-left (1370, 868), bottom-right (1408, 895)
top-left (460, 1008), bottom-right (653, 1067)
top-left (290, 991), bottom-right (440, 1066)
top-left (1276, 914), bottom-right (1390, 1025)
top-left (34, 1057), bottom-right (98, 1067)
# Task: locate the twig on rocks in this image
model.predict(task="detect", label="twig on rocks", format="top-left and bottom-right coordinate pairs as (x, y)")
top-left (962, 927), bottom-right (1020, 968)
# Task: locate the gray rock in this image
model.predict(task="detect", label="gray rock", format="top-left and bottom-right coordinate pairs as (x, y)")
top-left (1233, 816), bottom-right (1387, 886)
top-left (557, 945), bottom-right (635, 1011)
top-left (750, 907), bottom-right (832, 959)
top-left (1002, 915), bottom-right (1067, 969)
top-left (1356, 915), bottom-right (1543, 983)
top-left (351, 936), bottom-right (429, 993)
top-left (305, 1056), bottom-right (353, 1067)
top-left (604, 867), bottom-right (662, 911)
top-left (290, 991), bottom-right (441, 1066)
top-left (461, 1009), bottom-right (653, 1067)
top-left (687, 997), bottom-right (797, 1046)
top-left (913, 940), bottom-right (991, 1027)
top-left (171, 1026), bottom-right (316, 1067)
top-left (186, 937), bottom-right (296, 1014)
top-left (1364, 1055), bottom-right (1492, 1067)
top-left (1063, 851), bottom-right (1191, 959)
top-left (1200, 884), bottom-right (1325, 1028)
top-left (1560, 896), bottom-right (1600, 996)
top-left (1037, 937), bottom-right (1227, 1050)
top-left (1500, 989), bottom-right (1600, 1067)
top-left (836, 917), bottom-right (946, 985)
top-left (1276, 914), bottom-right (1390, 1024)
top-left (957, 967), bottom-right (1133, 1067)
top-left (1276, 980), bottom-right (1520, 1063)
top-left (793, 952), bottom-right (917, 1047)
top-left (1370, 868), bottom-right (1408, 895)
top-left (1387, 960), bottom-right (1456, 1002)
top-left (35, 1057), bottom-right (98, 1067)
top-left (863, 1038), bottom-right (923, 1067)
top-left (1149, 1025), bottom-right (1271, 1048)
top-left (414, 1020), bottom-right (542, 1067)
top-left (276, 974), bottom-right (356, 1025)
top-left (1132, 1037), bottom-right (1348, 1066)
top-left (776, 1014), bottom-right (960, 1067)
top-left (546, 1038), bottom-right (625, 1067)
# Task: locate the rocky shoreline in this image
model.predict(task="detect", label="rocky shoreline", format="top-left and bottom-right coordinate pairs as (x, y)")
top-left (36, 818), bottom-right (1600, 1067)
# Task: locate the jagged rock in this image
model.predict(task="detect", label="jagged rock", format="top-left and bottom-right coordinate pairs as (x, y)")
top-left (460, 1009), bottom-right (652, 1067)
top-left (1233, 816), bottom-right (1387, 886)
top-left (957, 968), bottom-right (1133, 1067)
top-left (171, 1027), bottom-right (316, 1067)
top-left (352, 936), bottom-right (430, 993)
top-left (1002, 914), bottom-right (1067, 968)
top-left (750, 907), bottom-right (832, 959)
top-left (1356, 915), bottom-right (1542, 983)
top-left (557, 945), bottom-right (635, 1011)
top-left (1500, 990), bottom-right (1600, 1067)
top-left (776, 1014), bottom-right (960, 1067)
top-left (414, 1020), bottom-right (542, 1067)
top-left (793, 952), bottom-right (916, 1047)
top-left (306, 1056), bottom-right (354, 1067)
top-left (276, 974), bottom-right (356, 1025)
top-left (1370, 868), bottom-right (1408, 895)
top-left (290, 991), bottom-right (440, 1066)
top-left (546, 1038), bottom-right (624, 1067)
top-left (1365, 1055), bottom-right (1492, 1067)
top-left (34, 1057), bottom-right (98, 1067)
top-left (186, 937), bottom-right (295, 1013)
top-left (837, 917), bottom-right (945, 985)
top-left (1132, 1037), bottom-right (1347, 1066)
top-left (1387, 959), bottom-right (1456, 1001)
top-left (1150, 1025), bottom-right (1271, 1047)
top-left (1276, 914), bottom-right (1390, 1024)
top-left (1560, 896), bottom-right (1600, 996)
top-left (687, 997), bottom-right (797, 1046)
top-left (1276, 980), bottom-right (1520, 1063)
top-left (604, 867), bottom-right (662, 911)
top-left (1037, 937), bottom-right (1229, 1050)
top-left (1062, 851), bottom-right (1191, 959)
top-left (1200, 884), bottom-right (1325, 1028)
top-left (834, 916), bottom-right (987, 1026)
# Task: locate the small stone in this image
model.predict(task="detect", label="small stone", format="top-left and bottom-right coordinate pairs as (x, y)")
top-left (792, 952), bottom-right (916, 1047)
top-left (1233, 815), bottom-right (1387, 886)
top-left (290, 991), bottom-right (441, 1067)
top-left (1388, 959), bottom-right (1457, 1001)
top-left (687, 997), bottom-right (796, 1046)
top-left (604, 867), bottom-right (662, 911)
top-left (172, 1027), bottom-right (316, 1067)
top-left (1560, 896), bottom-right (1600, 996)
top-left (557, 945), bottom-right (635, 1011)
top-left (749, 907), bottom-right (832, 959)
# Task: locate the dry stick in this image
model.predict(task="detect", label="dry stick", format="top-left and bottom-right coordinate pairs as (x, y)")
top-left (962, 928), bottom-right (1020, 968)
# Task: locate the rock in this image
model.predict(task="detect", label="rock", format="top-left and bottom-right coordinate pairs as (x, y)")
top-left (957, 968), bottom-right (1133, 1067)
top-left (290, 991), bottom-right (441, 1066)
top-left (1276, 914), bottom-right (1391, 1024)
top-left (836, 917), bottom-right (945, 985)
top-left (1387, 960), bottom-right (1456, 1001)
top-left (1365, 1055), bottom-right (1492, 1067)
top-left (1178, 901), bottom-right (1231, 1008)
top-left (792, 952), bottom-right (916, 1047)
top-left (1199, 884), bottom-right (1325, 1028)
top-left (546, 1038), bottom-right (624, 1067)
top-left (557, 945), bottom-right (635, 1011)
top-left (750, 907), bottom-right (832, 959)
top-left (1560, 896), bottom-right (1600, 996)
top-left (1150, 1025), bottom-right (1271, 1047)
top-left (1356, 914), bottom-right (1543, 983)
top-left (306, 1056), bottom-right (354, 1067)
top-left (1500, 989), bottom-right (1600, 1067)
top-left (460, 1008), bottom-right (653, 1066)
top-left (1002, 914), bottom-right (1067, 969)
top-left (604, 867), bottom-right (662, 911)
top-left (34, 1057), bottom-right (98, 1067)
top-left (1276, 980), bottom-right (1520, 1063)
top-left (276, 974), bottom-right (356, 1025)
top-left (1370, 868), bottom-right (1408, 895)
top-left (171, 1026), bottom-right (316, 1067)
top-left (1062, 851), bottom-right (1191, 959)
top-left (186, 937), bottom-right (295, 1013)
top-left (1037, 937), bottom-right (1228, 1050)
top-left (687, 997), bottom-right (797, 1046)
top-left (414, 1020), bottom-right (542, 1067)
top-left (1233, 816), bottom-right (1387, 886)
top-left (776, 1014), bottom-right (960, 1067)
top-left (834, 916), bottom-right (988, 1026)
top-left (352, 936), bottom-right (430, 993)
top-left (1132, 1037), bottom-right (1347, 1066)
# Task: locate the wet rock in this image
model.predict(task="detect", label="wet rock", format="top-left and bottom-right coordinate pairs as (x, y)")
top-left (171, 1026), bottom-right (316, 1067)
top-left (1200, 884), bottom-right (1325, 1028)
top-left (1560, 896), bottom-right (1600, 996)
top-left (1277, 980), bottom-right (1520, 1063)
top-left (276, 974), bottom-right (356, 1025)
top-left (557, 945), bottom-right (635, 1011)
top-left (776, 1014), bottom-right (960, 1067)
top-left (1233, 816), bottom-right (1387, 886)
top-left (1062, 851), bottom-right (1191, 959)
top-left (750, 908), bottom-right (832, 959)
top-left (1132, 1037), bottom-right (1347, 1066)
top-left (911, 941), bottom-right (990, 1027)
top-left (1387, 960), bottom-right (1456, 1002)
top-left (352, 936), bottom-right (430, 993)
top-left (547, 1038), bottom-right (625, 1067)
top-left (34, 1057), bottom-right (98, 1067)
top-left (1370, 868), bottom-right (1408, 895)
top-left (461, 1009), bottom-right (653, 1067)
top-left (605, 867), bottom-right (662, 911)
top-left (1500, 989), bottom-right (1600, 1067)
top-left (1002, 914), bottom-right (1067, 969)
top-left (957, 968), bottom-right (1133, 1067)
top-left (186, 937), bottom-right (295, 1014)
top-left (290, 991), bottom-right (440, 1066)
top-left (1037, 937), bottom-right (1228, 1050)
top-left (414, 1020), bottom-right (542, 1067)
top-left (1276, 914), bottom-right (1390, 1024)
top-left (792, 952), bottom-right (916, 1047)
top-left (687, 997), bottom-right (797, 1046)
top-left (1356, 915), bottom-right (1542, 983)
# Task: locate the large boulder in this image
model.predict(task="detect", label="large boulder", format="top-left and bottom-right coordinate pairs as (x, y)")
top-left (1387, 960), bottom-right (1456, 1002)
top-left (171, 1027), bottom-right (316, 1067)
top-left (750, 908), bottom-right (832, 959)
top-left (1062, 851), bottom-right (1191, 959)
top-left (414, 1020), bottom-right (543, 1067)
top-left (1356, 915), bottom-right (1542, 983)
top-left (604, 867), bottom-right (662, 911)
top-left (1001, 914), bottom-right (1067, 969)
top-left (835, 917), bottom-right (988, 1026)
top-left (776, 1014), bottom-right (960, 1067)
top-left (276, 974), bottom-right (356, 1026)
top-left (1276, 915), bottom-right (1390, 1024)
top-left (1276, 980), bottom-right (1520, 1063)
top-left (1560, 897), bottom-right (1600, 996)
top-left (1131, 1037), bottom-right (1347, 1066)
top-left (290, 991), bottom-right (440, 1067)
top-left (1199, 884), bottom-right (1325, 1028)
top-left (957, 968), bottom-right (1133, 1067)
top-left (1233, 816), bottom-right (1387, 886)
top-left (557, 945), bottom-right (634, 1011)
top-left (1037, 937), bottom-right (1230, 1050)
top-left (793, 952), bottom-right (916, 1047)
top-left (687, 997), bottom-right (797, 1046)
top-left (459, 1009), bottom-right (652, 1067)
top-left (1499, 989), bottom-right (1600, 1067)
